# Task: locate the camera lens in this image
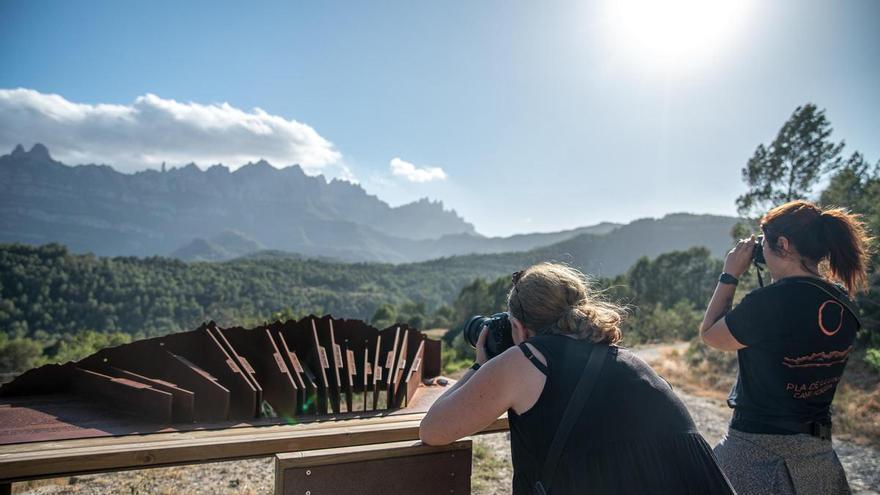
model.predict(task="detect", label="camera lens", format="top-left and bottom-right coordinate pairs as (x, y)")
top-left (463, 315), bottom-right (489, 348)
top-left (463, 313), bottom-right (515, 359)
top-left (753, 235), bottom-right (766, 265)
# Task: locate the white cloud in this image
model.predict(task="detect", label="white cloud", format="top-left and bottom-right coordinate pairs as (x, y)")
top-left (389, 157), bottom-right (447, 183)
top-left (0, 88), bottom-right (342, 173)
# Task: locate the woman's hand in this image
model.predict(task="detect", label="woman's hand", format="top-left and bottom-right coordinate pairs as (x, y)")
top-left (475, 325), bottom-right (490, 365)
top-left (723, 235), bottom-right (756, 278)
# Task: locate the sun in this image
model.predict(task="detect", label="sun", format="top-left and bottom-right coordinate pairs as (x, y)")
top-left (599, 0), bottom-right (754, 72)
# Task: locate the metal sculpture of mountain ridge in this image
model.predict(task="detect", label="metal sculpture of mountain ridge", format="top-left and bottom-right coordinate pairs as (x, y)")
top-left (0, 315), bottom-right (443, 445)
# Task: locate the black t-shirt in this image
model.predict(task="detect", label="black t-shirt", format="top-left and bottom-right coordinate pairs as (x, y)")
top-left (725, 276), bottom-right (859, 427)
top-left (508, 336), bottom-right (733, 494)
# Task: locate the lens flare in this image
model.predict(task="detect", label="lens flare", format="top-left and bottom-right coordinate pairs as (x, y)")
top-left (600, 0), bottom-right (754, 72)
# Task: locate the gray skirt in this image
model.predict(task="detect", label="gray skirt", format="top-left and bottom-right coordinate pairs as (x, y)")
top-left (714, 428), bottom-right (850, 495)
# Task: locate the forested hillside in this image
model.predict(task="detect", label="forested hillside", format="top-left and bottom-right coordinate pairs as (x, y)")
top-left (0, 210), bottom-right (736, 339)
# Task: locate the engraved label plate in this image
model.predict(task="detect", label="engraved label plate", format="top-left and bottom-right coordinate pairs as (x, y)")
top-left (333, 344), bottom-right (343, 369)
top-left (289, 352), bottom-right (304, 373)
top-left (273, 352), bottom-right (289, 372)
top-left (239, 357), bottom-right (256, 375)
top-left (318, 346), bottom-right (330, 369)
top-left (226, 358), bottom-right (241, 373)
top-left (346, 350), bottom-right (356, 373)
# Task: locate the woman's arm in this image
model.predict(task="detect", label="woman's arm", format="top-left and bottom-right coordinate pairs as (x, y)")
top-left (700, 283), bottom-right (745, 351)
top-left (419, 328), bottom-right (545, 445)
top-left (700, 236), bottom-right (753, 351)
top-left (419, 347), bottom-right (520, 445)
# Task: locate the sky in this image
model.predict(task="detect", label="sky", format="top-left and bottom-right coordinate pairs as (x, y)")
top-left (1, 0), bottom-right (878, 237)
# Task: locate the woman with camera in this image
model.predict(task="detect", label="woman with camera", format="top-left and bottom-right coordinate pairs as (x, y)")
top-left (420, 262), bottom-right (733, 494)
top-left (700, 200), bottom-right (871, 494)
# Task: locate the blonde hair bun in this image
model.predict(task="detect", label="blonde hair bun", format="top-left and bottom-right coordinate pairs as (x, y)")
top-left (508, 262), bottom-right (624, 344)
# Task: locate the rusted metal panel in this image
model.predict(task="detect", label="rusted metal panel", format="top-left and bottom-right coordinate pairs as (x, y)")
top-left (270, 327), bottom-right (316, 416)
top-left (422, 338), bottom-right (442, 379)
top-left (207, 323), bottom-right (263, 416)
top-left (162, 351), bottom-right (230, 422)
top-left (307, 318), bottom-right (332, 415)
top-left (0, 363), bottom-right (73, 398)
top-left (69, 368), bottom-right (173, 423)
top-left (379, 326), bottom-right (402, 410)
top-left (220, 325), bottom-right (299, 418)
top-left (105, 367), bottom-right (195, 423)
top-left (80, 340), bottom-right (229, 422)
top-left (162, 327), bottom-right (257, 420)
top-left (401, 340), bottom-right (426, 408)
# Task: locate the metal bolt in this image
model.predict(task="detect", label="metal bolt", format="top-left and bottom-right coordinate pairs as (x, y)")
top-left (450, 472), bottom-right (455, 478)
top-left (306, 469), bottom-right (311, 476)
top-left (305, 491), bottom-right (311, 495)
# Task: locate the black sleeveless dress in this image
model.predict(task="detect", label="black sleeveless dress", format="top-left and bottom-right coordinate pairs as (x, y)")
top-left (508, 334), bottom-right (734, 494)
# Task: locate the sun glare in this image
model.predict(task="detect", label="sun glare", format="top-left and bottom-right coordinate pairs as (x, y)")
top-left (600, 0), bottom-right (753, 72)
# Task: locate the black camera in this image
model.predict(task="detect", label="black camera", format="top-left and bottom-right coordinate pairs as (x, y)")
top-left (463, 313), bottom-right (515, 359)
top-left (753, 235), bottom-right (766, 265)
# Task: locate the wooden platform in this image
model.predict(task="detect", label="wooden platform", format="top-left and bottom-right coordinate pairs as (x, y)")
top-left (0, 380), bottom-right (447, 446)
top-left (0, 381), bottom-right (509, 484)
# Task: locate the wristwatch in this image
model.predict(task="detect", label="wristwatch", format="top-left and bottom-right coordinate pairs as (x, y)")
top-left (719, 272), bottom-right (739, 285)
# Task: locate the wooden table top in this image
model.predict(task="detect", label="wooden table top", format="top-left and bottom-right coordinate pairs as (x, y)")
top-left (0, 381), bottom-right (509, 482)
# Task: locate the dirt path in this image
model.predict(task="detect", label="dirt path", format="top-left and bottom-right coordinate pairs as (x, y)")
top-left (13, 344), bottom-right (879, 494)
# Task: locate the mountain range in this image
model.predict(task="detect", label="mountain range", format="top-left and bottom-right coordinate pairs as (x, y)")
top-left (0, 144), bottom-right (739, 266)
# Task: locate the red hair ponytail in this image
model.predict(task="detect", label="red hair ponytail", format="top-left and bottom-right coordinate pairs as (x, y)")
top-left (819, 207), bottom-right (871, 294)
top-left (761, 201), bottom-right (873, 294)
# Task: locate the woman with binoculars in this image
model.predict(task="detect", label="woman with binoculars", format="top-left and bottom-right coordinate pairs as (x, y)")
top-left (421, 262), bottom-right (733, 494)
top-left (701, 200), bottom-right (872, 494)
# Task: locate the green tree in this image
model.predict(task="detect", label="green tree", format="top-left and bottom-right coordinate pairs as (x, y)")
top-left (0, 335), bottom-right (43, 373)
top-left (736, 103), bottom-right (844, 217)
top-left (820, 152), bottom-right (880, 231)
top-left (370, 304), bottom-right (397, 330)
top-left (626, 248), bottom-right (722, 308)
top-left (43, 330), bottom-right (132, 365)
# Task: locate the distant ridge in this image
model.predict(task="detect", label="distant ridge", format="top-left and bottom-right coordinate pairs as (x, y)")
top-left (0, 144), bottom-right (737, 264)
top-left (0, 144), bottom-right (474, 261)
top-left (171, 230), bottom-right (265, 261)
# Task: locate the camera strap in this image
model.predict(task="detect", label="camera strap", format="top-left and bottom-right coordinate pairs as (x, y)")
top-left (777, 277), bottom-right (862, 328)
top-left (754, 260), bottom-right (766, 288)
top-left (533, 343), bottom-right (609, 495)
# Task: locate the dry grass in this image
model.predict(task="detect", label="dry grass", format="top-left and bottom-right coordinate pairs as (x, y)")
top-left (651, 347), bottom-right (733, 402)
top-left (652, 345), bottom-right (880, 447)
top-left (422, 328), bottom-right (448, 339)
top-left (471, 440), bottom-right (510, 495)
top-left (834, 352), bottom-right (880, 444)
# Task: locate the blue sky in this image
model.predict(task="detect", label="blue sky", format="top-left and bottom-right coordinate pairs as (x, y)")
top-left (1, 0), bottom-right (878, 236)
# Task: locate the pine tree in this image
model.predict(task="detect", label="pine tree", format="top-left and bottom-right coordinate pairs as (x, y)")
top-left (736, 104), bottom-right (844, 217)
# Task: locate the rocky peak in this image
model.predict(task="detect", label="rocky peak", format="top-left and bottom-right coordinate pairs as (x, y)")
top-left (6, 143), bottom-right (54, 163)
top-left (29, 143), bottom-right (52, 161)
